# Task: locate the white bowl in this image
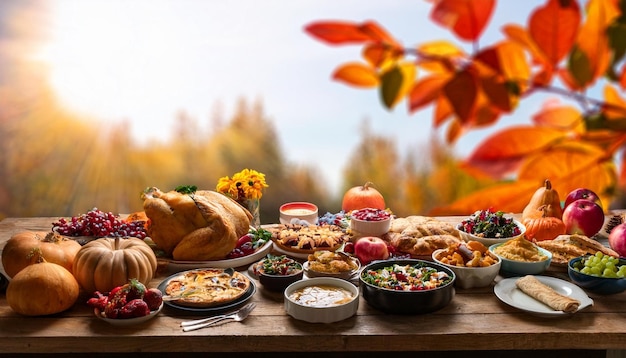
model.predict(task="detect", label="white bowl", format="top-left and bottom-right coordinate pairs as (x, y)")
top-left (94, 302), bottom-right (163, 326)
top-left (284, 277), bottom-right (359, 323)
top-left (279, 202), bottom-right (319, 225)
top-left (457, 220), bottom-right (526, 246)
top-left (489, 243), bottom-right (552, 276)
top-left (432, 249), bottom-right (501, 289)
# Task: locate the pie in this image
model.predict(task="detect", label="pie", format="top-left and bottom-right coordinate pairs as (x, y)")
top-left (268, 223), bottom-right (351, 253)
top-left (385, 216), bottom-right (462, 257)
top-left (535, 234), bottom-right (619, 266)
top-left (163, 269), bottom-right (251, 307)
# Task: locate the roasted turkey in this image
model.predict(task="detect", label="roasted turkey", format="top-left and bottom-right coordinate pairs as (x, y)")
top-left (142, 187), bottom-right (252, 261)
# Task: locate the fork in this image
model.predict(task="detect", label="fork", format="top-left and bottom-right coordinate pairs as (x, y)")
top-left (181, 302), bottom-right (256, 332)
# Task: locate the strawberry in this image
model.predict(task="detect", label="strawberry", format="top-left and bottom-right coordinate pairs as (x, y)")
top-left (125, 278), bottom-right (146, 301)
top-left (143, 288), bottom-right (163, 311)
top-left (118, 299), bottom-right (150, 318)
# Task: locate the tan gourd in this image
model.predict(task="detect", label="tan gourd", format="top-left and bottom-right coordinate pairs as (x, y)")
top-left (72, 237), bottom-right (157, 293)
top-left (522, 179), bottom-right (563, 221)
top-left (6, 260), bottom-right (80, 316)
top-left (1, 231), bottom-right (81, 278)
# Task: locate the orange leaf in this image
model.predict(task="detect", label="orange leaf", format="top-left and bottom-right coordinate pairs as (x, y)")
top-left (443, 69), bottom-right (477, 122)
top-left (332, 62), bottom-right (379, 88)
top-left (304, 20), bottom-right (396, 45)
top-left (603, 85), bottom-right (626, 119)
top-left (408, 75), bottom-right (450, 113)
top-left (428, 180), bottom-right (540, 216)
top-left (575, 0), bottom-right (619, 84)
top-left (417, 40), bottom-right (466, 58)
top-left (446, 118), bottom-right (464, 143)
top-left (529, 0), bottom-right (581, 66)
top-left (434, 95), bottom-right (454, 128)
top-left (363, 43), bottom-right (400, 68)
top-left (502, 24), bottom-right (549, 67)
top-left (429, 0), bottom-right (496, 42)
top-left (532, 104), bottom-right (582, 129)
top-left (469, 126), bottom-right (566, 161)
top-left (518, 142), bottom-right (616, 205)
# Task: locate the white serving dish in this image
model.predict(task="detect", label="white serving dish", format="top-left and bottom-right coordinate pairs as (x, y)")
top-left (284, 277), bottom-right (359, 323)
top-left (94, 302), bottom-right (163, 326)
top-left (167, 240), bottom-right (273, 272)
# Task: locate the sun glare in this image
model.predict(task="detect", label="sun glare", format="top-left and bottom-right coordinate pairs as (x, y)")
top-left (35, 1), bottom-right (188, 135)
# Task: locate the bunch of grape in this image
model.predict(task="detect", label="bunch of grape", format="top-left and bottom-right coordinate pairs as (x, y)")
top-left (575, 251), bottom-right (626, 278)
top-left (52, 208), bottom-right (148, 239)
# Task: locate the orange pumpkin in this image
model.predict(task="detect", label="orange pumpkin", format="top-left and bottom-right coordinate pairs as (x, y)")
top-left (341, 182), bottom-right (386, 212)
top-left (72, 237), bottom-right (157, 293)
top-left (6, 261), bottom-right (80, 316)
top-left (523, 205), bottom-right (566, 242)
top-left (1, 231), bottom-right (82, 278)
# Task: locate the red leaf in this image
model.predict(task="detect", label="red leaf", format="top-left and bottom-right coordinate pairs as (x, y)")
top-left (304, 20), bottom-right (396, 45)
top-left (443, 69), bottom-right (477, 122)
top-left (529, 0), bottom-right (581, 66)
top-left (408, 75), bottom-right (449, 113)
top-left (429, 0), bottom-right (496, 42)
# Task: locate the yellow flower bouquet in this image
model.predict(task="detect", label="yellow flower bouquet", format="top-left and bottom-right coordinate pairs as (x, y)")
top-left (216, 169), bottom-right (268, 227)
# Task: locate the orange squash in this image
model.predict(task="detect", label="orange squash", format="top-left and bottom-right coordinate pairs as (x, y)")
top-left (72, 237), bottom-right (157, 293)
top-left (6, 261), bottom-right (80, 316)
top-left (523, 205), bottom-right (566, 242)
top-left (1, 231), bottom-right (81, 278)
top-left (522, 179), bottom-right (563, 221)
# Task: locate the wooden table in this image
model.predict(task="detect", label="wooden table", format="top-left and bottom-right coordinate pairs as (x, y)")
top-left (1, 216), bottom-right (625, 358)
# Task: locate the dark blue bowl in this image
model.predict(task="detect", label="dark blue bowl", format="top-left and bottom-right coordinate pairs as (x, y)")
top-left (568, 256), bottom-right (626, 295)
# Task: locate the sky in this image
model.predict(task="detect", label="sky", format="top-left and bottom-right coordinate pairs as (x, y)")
top-left (33, 0), bottom-right (547, 196)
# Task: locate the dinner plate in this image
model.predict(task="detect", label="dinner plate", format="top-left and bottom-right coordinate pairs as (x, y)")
top-left (157, 273), bottom-right (256, 313)
top-left (166, 240), bottom-right (273, 272)
top-left (94, 303), bottom-right (163, 325)
top-left (494, 276), bottom-right (593, 317)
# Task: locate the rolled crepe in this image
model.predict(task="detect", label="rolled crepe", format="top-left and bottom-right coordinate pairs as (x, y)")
top-left (515, 275), bottom-right (580, 313)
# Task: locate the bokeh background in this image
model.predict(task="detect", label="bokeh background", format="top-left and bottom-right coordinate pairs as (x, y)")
top-left (0, 0), bottom-right (583, 223)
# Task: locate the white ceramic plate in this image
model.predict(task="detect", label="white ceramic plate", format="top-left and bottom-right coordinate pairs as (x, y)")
top-left (95, 302), bottom-right (163, 325)
top-left (167, 240), bottom-right (273, 272)
top-left (494, 276), bottom-right (593, 317)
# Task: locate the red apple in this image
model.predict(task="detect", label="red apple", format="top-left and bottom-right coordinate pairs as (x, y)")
top-left (562, 199), bottom-right (605, 237)
top-left (354, 237), bottom-right (390, 264)
top-left (564, 188), bottom-right (603, 210)
top-left (609, 223), bottom-right (626, 257)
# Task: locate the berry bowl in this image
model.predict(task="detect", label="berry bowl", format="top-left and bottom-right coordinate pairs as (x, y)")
top-left (568, 255), bottom-right (626, 295)
top-left (349, 208), bottom-right (392, 238)
top-left (456, 209), bottom-right (525, 246)
top-left (94, 302), bottom-right (163, 326)
top-left (359, 259), bottom-right (455, 314)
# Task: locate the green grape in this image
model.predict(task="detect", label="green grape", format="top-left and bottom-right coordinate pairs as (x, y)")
top-left (576, 252), bottom-right (625, 278)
